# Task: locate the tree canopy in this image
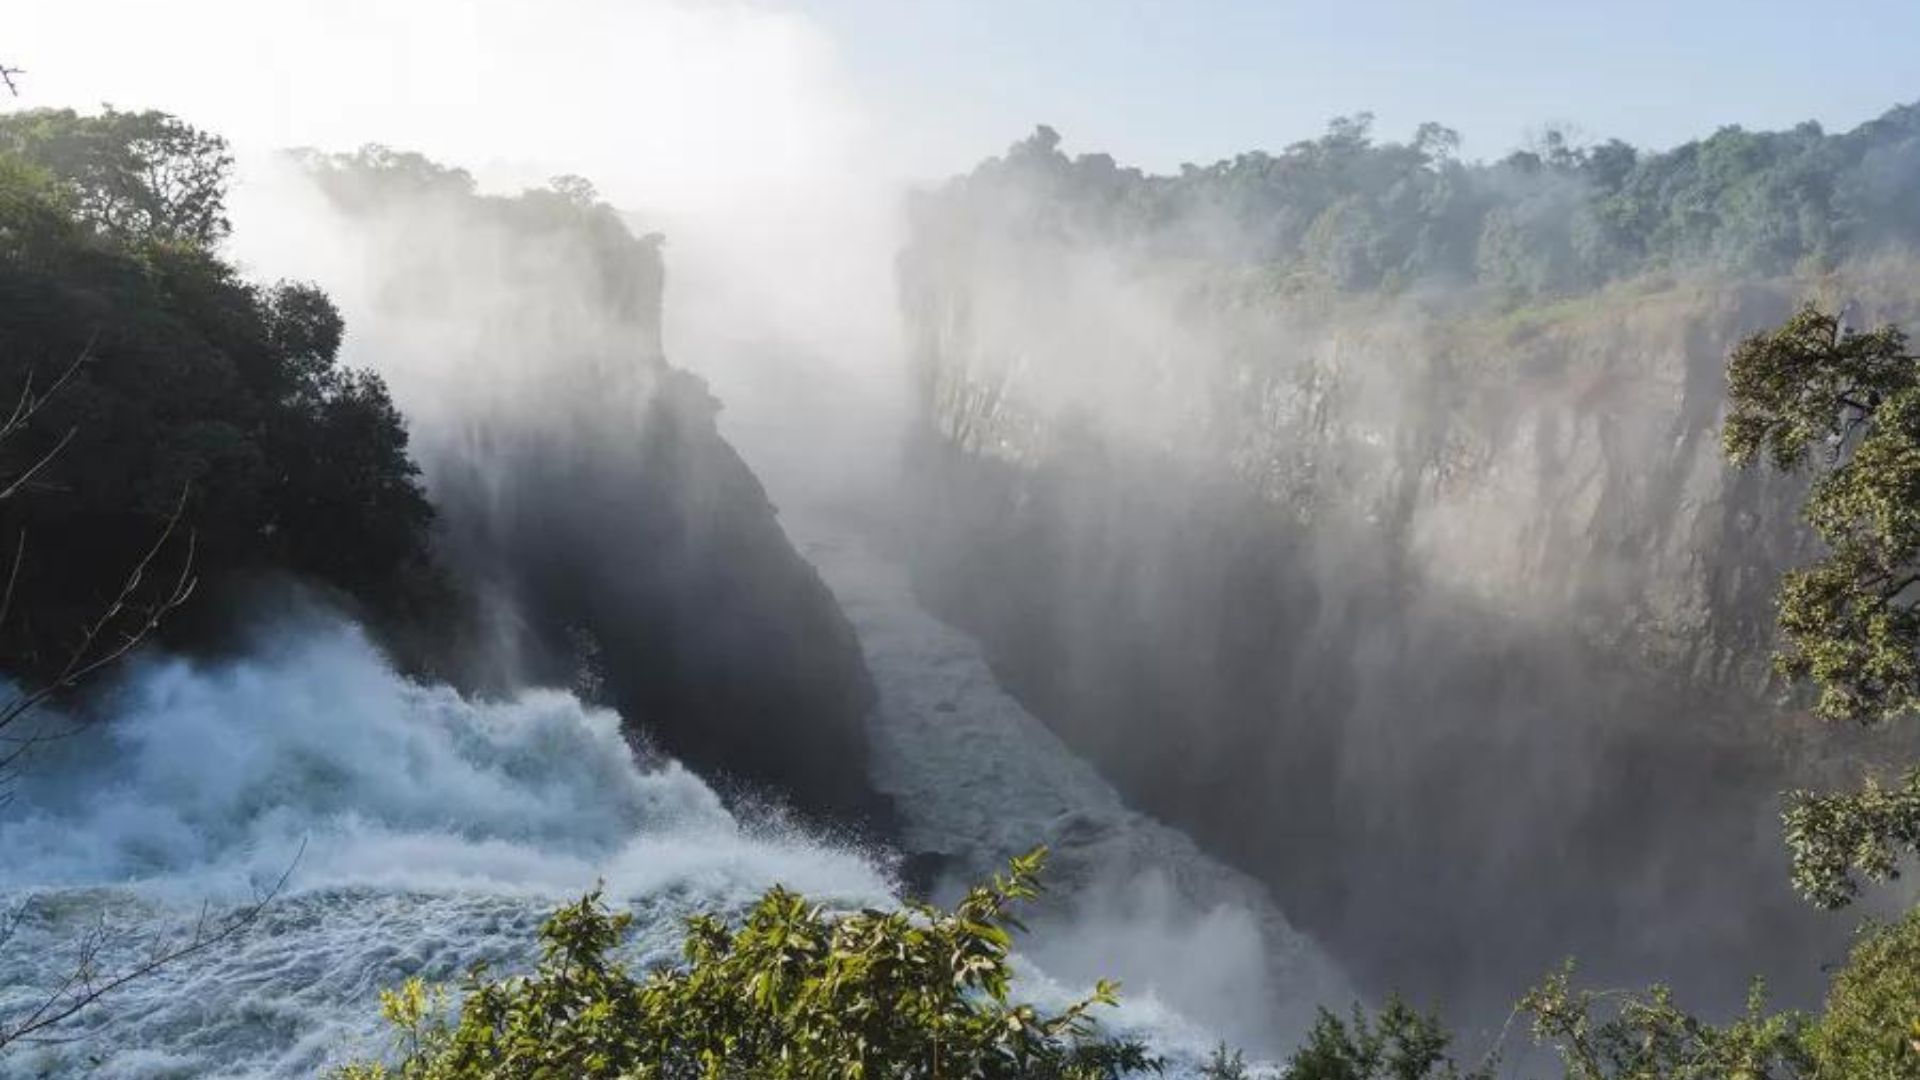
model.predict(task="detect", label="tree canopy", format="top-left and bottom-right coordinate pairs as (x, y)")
top-left (1726, 307), bottom-right (1920, 726)
top-left (0, 109), bottom-right (437, 672)
top-left (0, 107), bottom-right (233, 247)
top-left (1519, 907), bottom-right (1920, 1079)
top-left (914, 101), bottom-right (1920, 300)
top-left (1723, 304), bottom-right (1920, 907)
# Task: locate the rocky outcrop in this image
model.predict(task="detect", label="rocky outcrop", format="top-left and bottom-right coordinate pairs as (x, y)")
top-left (899, 237), bottom-right (1919, 1021)
top-left (291, 156), bottom-right (892, 832)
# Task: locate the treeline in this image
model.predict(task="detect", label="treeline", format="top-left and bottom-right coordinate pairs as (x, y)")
top-left (917, 101), bottom-right (1920, 298)
top-left (0, 108), bottom-right (441, 674)
top-left (292, 145), bottom-right (666, 339)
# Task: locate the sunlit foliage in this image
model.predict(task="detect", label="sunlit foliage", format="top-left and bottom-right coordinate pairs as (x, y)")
top-left (338, 849), bottom-right (1159, 1079)
top-left (917, 102), bottom-right (1920, 301)
top-left (1722, 304), bottom-right (1920, 906)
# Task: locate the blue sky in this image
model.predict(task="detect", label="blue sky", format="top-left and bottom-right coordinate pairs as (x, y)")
top-left (801, 0), bottom-right (1920, 173)
top-left (13, 0), bottom-right (1920, 190)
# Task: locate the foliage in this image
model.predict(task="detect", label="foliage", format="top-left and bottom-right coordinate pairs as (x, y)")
top-left (1724, 305), bottom-right (1920, 725)
top-left (1522, 967), bottom-right (1814, 1079)
top-left (0, 111), bottom-right (438, 671)
top-left (0, 107), bottom-right (233, 246)
top-left (1278, 998), bottom-right (1492, 1080)
top-left (1198, 1044), bottom-right (1251, 1079)
top-left (1807, 905), bottom-right (1920, 1080)
top-left (336, 849), bottom-right (1160, 1080)
top-left (1783, 768), bottom-right (1920, 909)
top-left (916, 100), bottom-right (1920, 302)
top-left (293, 144), bottom-right (666, 332)
top-left (1522, 911), bottom-right (1920, 1080)
top-left (1721, 303), bottom-right (1920, 906)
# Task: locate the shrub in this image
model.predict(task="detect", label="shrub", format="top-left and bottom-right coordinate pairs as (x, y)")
top-left (1810, 906), bottom-right (1920, 1080)
top-left (337, 848), bottom-right (1159, 1079)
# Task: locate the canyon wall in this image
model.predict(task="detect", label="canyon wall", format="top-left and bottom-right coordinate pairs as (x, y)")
top-left (899, 220), bottom-right (1918, 1020)
top-left (269, 153), bottom-right (892, 831)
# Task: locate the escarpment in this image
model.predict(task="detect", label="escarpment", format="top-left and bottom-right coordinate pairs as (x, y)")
top-left (295, 150), bottom-right (892, 832)
top-left (899, 198), bottom-right (1918, 1015)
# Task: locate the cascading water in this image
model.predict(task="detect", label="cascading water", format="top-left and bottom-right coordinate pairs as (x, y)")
top-left (795, 514), bottom-right (1354, 1053)
top-left (0, 620), bottom-right (894, 1077)
top-left (0, 607), bottom-right (1339, 1076)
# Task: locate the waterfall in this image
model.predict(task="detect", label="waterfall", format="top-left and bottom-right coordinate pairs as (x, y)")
top-left (0, 621), bottom-right (891, 1077)
top-left (0, 611), bottom-right (1341, 1076)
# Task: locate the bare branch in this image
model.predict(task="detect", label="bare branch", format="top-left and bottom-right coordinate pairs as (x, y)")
top-left (0, 508), bottom-right (196, 774)
top-left (0, 530), bottom-right (26, 645)
top-left (0, 901), bottom-right (24, 954)
top-left (0, 348), bottom-right (91, 449)
top-left (0, 840), bottom-right (306, 1049)
top-left (0, 344), bottom-right (215, 1045)
top-left (0, 426), bottom-right (75, 503)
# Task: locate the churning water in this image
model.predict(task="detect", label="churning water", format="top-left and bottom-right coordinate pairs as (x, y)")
top-left (0, 623), bottom-right (891, 1077)
top-left (0, 589), bottom-right (1344, 1076)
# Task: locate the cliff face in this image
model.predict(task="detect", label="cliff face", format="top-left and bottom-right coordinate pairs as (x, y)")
top-left (899, 226), bottom-right (1918, 1016)
top-left (285, 156), bottom-right (890, 831)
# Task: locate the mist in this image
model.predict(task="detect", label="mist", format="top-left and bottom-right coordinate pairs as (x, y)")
top-left (7, 2), bottom-right (1920, 1073)
top-left (10, 0), bottom-right (1333, 1064)
top-left (896, 124), bottom-right (1920, 1027)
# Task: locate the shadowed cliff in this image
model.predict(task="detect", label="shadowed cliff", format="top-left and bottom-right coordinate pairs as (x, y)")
top-left (895, 116), bottom-right (1920, 1024)
top-left (279, 149), bottom-right (891, 831)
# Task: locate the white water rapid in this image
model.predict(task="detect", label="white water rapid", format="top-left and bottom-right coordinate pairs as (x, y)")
top-left (0, 623), bottom-right (894, 1077)
top-left (0, 567), bottom-right (1346, 1077)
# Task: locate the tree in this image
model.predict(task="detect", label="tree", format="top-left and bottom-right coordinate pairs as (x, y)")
top-left (1807, 905), bottom-right (1920, 1080)
top-left (0, 108), bottom-right (398, 1053)
top-left (337, 849), bottom-right (1159, 1079)
top-left (1279, 998), bottom-right (1493, 1080)
top-left (1518, 908), bottom-right (1920, 1080)
top-left (0, 108), bottom-right (233, 246)
top-left (0, 349), bottom-right (195, 803)
top-left (0, 350), bottom-right (304, 1052)
top-left (0, 121), bottom-right (440, 673)
top-left (1723, 304), bottom-right (1920, 906)
top-left (1522, 968), bottom-right (1814, 1080)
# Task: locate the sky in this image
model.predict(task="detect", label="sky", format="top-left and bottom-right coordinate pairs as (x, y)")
top-left (8, 0), bottom-right (1920, 187)
top-left (799, 0), bottom-right (1920, 173)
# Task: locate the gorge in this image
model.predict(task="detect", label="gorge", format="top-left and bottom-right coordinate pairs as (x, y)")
top-left (5, 20), bottom-right (1920, 1074)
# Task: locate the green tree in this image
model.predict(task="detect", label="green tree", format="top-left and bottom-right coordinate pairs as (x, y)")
top-left (1808, 905), bottom-right (1920, 1080)
top-left (1279, 998), bottom-right (1493, 1080)
top-left (1518, 909), bottom-right (1920, 1080)
top-left (1521, 968), bottom-right (1814, 1079)
top-left (338, 849), bottom-right (1158, 1080)
top-left (1723, 304), bottom-right (1920, 906)
top-left (0, 114), bottom-right (439, 674)
top-left (0, 107), bottom-right (233, 246)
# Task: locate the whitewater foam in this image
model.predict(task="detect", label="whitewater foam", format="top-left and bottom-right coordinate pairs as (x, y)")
top-left (0, 616), bottom-right (1303, 1077)
top-left (0, 622), bottom-right (892, 1076)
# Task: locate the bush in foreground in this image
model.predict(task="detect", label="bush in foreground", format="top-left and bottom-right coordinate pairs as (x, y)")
top-left (337, 848), bottom-right (1158, 1079)
top-left (1522, 904), bottom-right (1920, 1079)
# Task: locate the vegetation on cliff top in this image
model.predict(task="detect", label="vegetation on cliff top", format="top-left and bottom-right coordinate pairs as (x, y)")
top-left (913, 102), bottom-right (1920, 301)
top-left (0, 108), bottom-right (440, 671)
